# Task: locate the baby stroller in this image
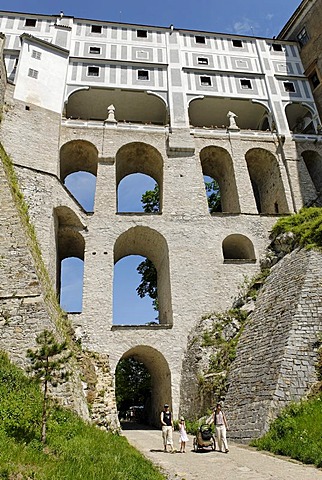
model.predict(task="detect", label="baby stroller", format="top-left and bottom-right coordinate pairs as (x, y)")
top-left (193, 424), bottom-right (215, 451)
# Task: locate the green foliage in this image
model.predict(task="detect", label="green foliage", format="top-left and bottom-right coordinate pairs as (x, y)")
top-left (136, 258), bottom-right (158, 312)
top-left (141, 184), bottom-right (160, 213)
top-left (205, 179), bottom-right (221, 213)
top-left (0, 351), bottom-right (42, 443)
top-left (115, 358), bottom-right (151, 418)
top-left (0, 352), bottom-right (165, 479)
top-left (271, 207), bottom-right (322, 250)
top-left (136, 183), bottom-right (160, 313)
top-left (251, 395), bottom-right (322, 467)
top-left (27, 330), bottom-right (72, 443)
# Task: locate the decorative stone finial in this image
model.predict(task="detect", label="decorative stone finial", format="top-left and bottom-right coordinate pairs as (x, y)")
top-left (104, 104), bottom-right (117, 123)
top-left (227, 111), bottom-right (239, 131)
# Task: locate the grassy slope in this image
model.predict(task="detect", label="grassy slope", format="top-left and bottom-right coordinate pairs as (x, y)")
top-left (0, 352), bottom-right (165, 480)
top-left (251, 395), bottom-right (322, 467)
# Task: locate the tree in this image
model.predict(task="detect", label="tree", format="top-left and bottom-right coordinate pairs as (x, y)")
top-left (140, 184), bottom-right (160, 213)
top-left (136, 184), bottom-right (159, 315)
top-left (26, 330), bottom-right (72, 443)
top-left (115, 358), bottom-right (151, 420)
top-left (205, 178), bottom-right (221, 213)
top-left (136, 258), bottom-right (158, 311)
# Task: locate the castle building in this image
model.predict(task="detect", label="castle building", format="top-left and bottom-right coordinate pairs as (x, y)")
top-left (279, 0), bottom-right (322, 123)
top-left (0, 7), bottom-right (322, 436)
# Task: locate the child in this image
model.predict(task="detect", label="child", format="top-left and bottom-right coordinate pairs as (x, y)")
top-left (178, 416), bottom-right (189, 453)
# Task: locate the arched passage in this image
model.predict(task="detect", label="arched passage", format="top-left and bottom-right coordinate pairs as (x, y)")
top-left (302, 150), bottom-right (322, 195)
top-left (54, 206), bottom-right (85, 311)
top-left (200, 146), bottom-right (240, 213)
top-left (60, 140), bottom-right (98, 211)
top-left (116, 345), bottom-right (172, 426)
top-left (222, 234), bottom-right (256, 263)
top-left (189, 97), bottom-right (269, 130)
top-left (114, 227), bottom-right (172, 325)
top-left (285, 103), bottom-right (316, 134)
top-left (115, 142), bottom-right (163, 213)
top-left (66, 87), bottom-right (168, 124)
top-left (245, 148), bottom-right (289, 214)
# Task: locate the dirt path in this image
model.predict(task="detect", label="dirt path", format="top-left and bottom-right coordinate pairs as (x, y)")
top-left (122, 424), bottom-right (322, 480)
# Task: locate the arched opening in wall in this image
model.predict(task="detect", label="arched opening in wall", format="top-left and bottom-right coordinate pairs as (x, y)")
top-left (114, 227), bottom-right (172, 326)
top-left (113, 255), bottom-right (158, 325)
top-left (60, 257), bottom-right (84, 312)
top-left (60, 140), bottom-right (98, 212)
top-left (116, 142), bottom-right (163, 213)
top-left (245, 148), bottom-right (289, 214)
top-left (115, 346), bottom-right (171, 427)
top-left (222, 234), bottom-right (256, 263)
top-left (203, 175), bottom-right (222, 213)
top-left (115, 357), bottom-right (152, 424)
top-left (64, 172), bottom-right (97, 212)
top-left (189, 97), bottom-right (269, 130)
top-left (118, 173), bottom-right (159, 213)
top-left (54, 206), bottom-right (85, 312)
top-left (302, 150), bottom-right (322, 195)
top-left (200, 146), bottom-right (240, 213)
top-left (285, 103), bottom-right (316, 134)
top-left (66, 87), bottom-right (168, 125)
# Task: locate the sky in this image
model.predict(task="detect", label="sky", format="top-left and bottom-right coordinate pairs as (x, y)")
top-left (6, 0), bottom-right (302, 323)
top-left (1, 0), bottom-right (301, 38)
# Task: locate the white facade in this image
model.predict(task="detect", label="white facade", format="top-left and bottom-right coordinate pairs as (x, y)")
top-left (0, 9), bottom-right (320, 135)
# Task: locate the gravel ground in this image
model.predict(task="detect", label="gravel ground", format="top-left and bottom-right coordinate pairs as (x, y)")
top-left (122, 424), bottom-right (322, 480)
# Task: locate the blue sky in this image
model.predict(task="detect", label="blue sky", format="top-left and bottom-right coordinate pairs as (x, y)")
top-left (2, 0), bottom-right (300, 37)
top-left (5, 0), bottom-right (302, 323)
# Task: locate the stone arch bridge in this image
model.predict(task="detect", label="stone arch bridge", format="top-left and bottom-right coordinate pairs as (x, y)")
top-left (1, 89), bottom-right (322, 433)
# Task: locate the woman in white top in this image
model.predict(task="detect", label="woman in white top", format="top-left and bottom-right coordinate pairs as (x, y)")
top-left (212, 402), bottom-right (229, 453)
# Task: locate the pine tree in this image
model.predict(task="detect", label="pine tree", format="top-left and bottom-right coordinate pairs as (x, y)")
top-left (27, 329), bottom-right (72, 443)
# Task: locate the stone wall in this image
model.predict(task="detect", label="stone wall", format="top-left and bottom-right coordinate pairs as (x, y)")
top-left (0, 144), bottom-right (89, 420)
top-left (0, 34), bottom-right (6, 109)
top-left (225, 248), bottom-right (322, 441)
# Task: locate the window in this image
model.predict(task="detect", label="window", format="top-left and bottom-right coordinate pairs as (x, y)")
top-left (137, 29), bottom-right (148, 38)
top-left (138, 70), bottom-right (149, 80)
top-left (87, 66), bottom-right (100, 76)
top-left (272, 43), bottom-right (283, 52)
top-left (198, 57), bottom-right (209, 65)
top-left (195, 35), bottom-right (206, 44)
top-left (28, 68), bottom-right (38, 79)
top-left (25, 18), bottom-right (37, 27)
top-left (283, 81), bottom-right (295, 93)
top-left (240, 79), bottom-right (252, 89)
top-left (200, 76), bottom-right (211, 86)
top-left (297, 27), bottom-right (309, 47)
top-left (309, 71), bottom-right (320, 89)
top-left (232, 39), bottom-right (243, 48)
top-left (89, 46), bottom-right (101, 54)
top-left (91, 25), bottom-right (102, 34)
top-left (31, 50), bottom-right (41, 60)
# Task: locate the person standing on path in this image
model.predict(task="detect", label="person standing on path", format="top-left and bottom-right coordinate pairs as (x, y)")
top-left (210, 402), bottom-right (229, 453)
top-left (178, 416), bottom-right (189, 453)
top-left (160, 403), bottom-right (174, 452)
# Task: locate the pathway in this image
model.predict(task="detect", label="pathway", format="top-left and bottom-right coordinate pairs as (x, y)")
top-left (122, 424), bottom-right (322, 480)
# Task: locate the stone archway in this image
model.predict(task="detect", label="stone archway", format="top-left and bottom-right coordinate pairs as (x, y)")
top-left (116, 345), bottom-right (172, 426)
top-left (115, 142), bottom-right (163, 212)
top-left (222, 234), bottom-right (256, 263)
top-left (200, 146), bottom-right (240, 213)
top-left (245, 148), bottom-right (289, 214)
top-left (114, 226), bottom-right (172, 325)
top-left (302, 150), bottom-right (322, 195)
